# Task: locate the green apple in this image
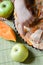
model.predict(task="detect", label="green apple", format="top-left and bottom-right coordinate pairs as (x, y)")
top-left (0, 1), bottom-right (14, 18)
top-left (11, 44), bottom-right (29, 62)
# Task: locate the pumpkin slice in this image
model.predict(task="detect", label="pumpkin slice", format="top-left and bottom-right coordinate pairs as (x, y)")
top-left (0, 21), bottom-right (16, 41)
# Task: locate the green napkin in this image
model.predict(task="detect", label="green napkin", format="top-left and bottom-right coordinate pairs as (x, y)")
top-left (0, 20), bottom-right (43, 65)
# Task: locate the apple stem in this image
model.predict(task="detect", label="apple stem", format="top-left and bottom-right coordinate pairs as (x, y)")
top-left (2, 4), bottom-right (6, 8)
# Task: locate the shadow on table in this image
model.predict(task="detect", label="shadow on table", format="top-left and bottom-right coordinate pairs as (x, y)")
top-left (16, 33), bottom-right (24, 43)
top-left (23, 50), bottom-right (35, 64)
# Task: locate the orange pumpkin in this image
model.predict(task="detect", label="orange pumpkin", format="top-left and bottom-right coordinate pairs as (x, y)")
top-left (0, 21), bottom-right (16, 41)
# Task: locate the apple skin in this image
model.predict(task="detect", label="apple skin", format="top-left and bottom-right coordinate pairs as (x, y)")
top-left (11, 44), bottom-right (29, 62)
top-left (0, 1), bottom-right (14, 18)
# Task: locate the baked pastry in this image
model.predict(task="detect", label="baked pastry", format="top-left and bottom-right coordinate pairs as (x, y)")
top-left (14, 0), bottom-right (43, 50)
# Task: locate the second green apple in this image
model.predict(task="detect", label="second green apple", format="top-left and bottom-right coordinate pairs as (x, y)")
top-left (11, 44), bottom-right (29, 62)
